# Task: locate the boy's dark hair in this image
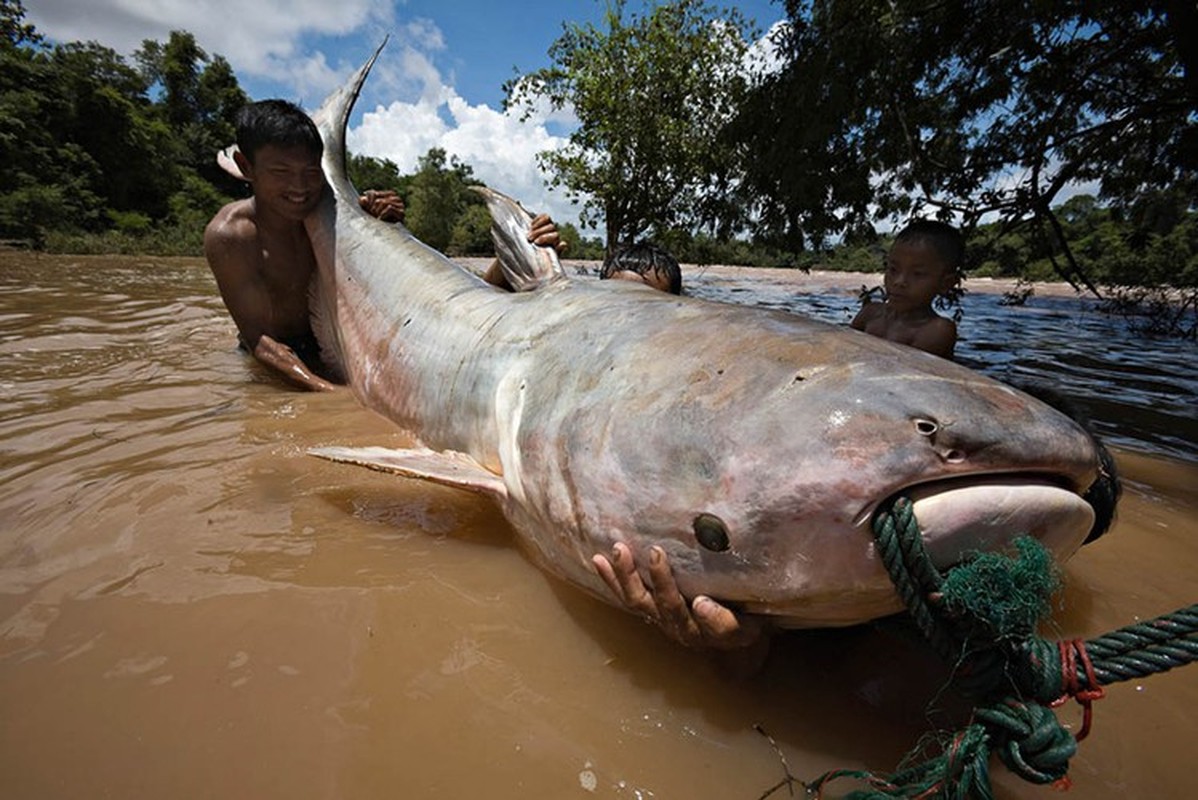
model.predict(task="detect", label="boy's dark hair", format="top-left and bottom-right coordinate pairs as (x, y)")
top-left (894, 219), bottom-right (965, 272)
top-left (235, 99), bottom-right (322, 163)
top-left (600, 241), bottom-right (682, 295)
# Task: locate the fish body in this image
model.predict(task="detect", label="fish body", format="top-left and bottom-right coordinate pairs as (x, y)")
top-left (306, 47), bottom-right (1100, 627)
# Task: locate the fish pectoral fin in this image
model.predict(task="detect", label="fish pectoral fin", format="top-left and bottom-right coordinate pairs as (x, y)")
top-left (472, 185), bottom-right (567, 292)
top-left (309, 445), bottom-right (507, 498)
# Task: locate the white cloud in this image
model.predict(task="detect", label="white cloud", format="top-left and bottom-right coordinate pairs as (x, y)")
top-left (348, 93), bottom-right (582, 229)
top-left (744, 20), bottom-right (789, 80)
top-left (24, 0), bottom-right (585, 228)
top-left (25, 0), bottom-right (391, 75)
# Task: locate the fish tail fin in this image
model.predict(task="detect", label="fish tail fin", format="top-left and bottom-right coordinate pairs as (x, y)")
top-left (472, 186), bottom-right (567, 291)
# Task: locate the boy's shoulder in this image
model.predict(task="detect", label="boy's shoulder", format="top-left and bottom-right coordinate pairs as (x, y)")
top-left (205, 199), bottom-right (257, 246)
top-left (203, 199), bottom-right (261, 273)
top-left (912, 313), bottom-right (957, 358)
top-left (922, 310), bottom-right (956, 331)
top-left (850, 298), bottom-right (885, 329)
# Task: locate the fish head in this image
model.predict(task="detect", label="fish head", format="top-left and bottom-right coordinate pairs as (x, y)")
top-left (571, 348), bottom-right (1101, 627)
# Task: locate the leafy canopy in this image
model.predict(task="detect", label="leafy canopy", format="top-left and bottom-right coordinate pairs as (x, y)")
top-left (728, 0), bottom-right (1197, 286)
top-left (505, 0), bottom-right (756, 251)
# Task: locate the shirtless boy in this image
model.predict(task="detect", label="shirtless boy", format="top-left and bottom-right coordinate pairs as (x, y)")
top-left (851, 219), bottom-right (964, 359)
top-left (204, 99), bottom-right (404, 391)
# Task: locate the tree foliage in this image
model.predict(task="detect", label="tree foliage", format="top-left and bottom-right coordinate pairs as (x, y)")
top-left (0, 3), bottom-right (244, 245)
top-left (505, 0), bottom-right (755, 252)
top-left (403, 147), bottom-right (484, 253)
top-left (348, 153), bottom-right (409, 198)
top-left (136, 31), bottom-right (248, 190)
top-left (727, 0), bottom-right (1197, 296)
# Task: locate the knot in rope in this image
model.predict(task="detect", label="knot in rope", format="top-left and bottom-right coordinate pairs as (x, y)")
top-left (974, 700), bottom-right (1076, 785)
top-left (870, 495), bottom-right (1065, 697)
top-left (807, 493), bottom-right (1198, 799)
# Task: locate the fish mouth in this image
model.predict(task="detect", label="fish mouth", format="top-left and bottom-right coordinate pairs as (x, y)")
top-left (865, 474), bottom-right (1095, 569)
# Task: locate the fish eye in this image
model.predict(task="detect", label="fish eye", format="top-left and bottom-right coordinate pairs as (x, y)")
top-left (693, 513), bottom-right (731, 552)
top-left (915, 418), bottom-right (939, 436)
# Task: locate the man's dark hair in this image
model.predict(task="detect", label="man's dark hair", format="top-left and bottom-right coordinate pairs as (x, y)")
top-left (235, 99), bottom-right (322, 163)
top-left (600, 241), bottom-right (683, 295)
top-left (893, 219), bottom-right (965, 270)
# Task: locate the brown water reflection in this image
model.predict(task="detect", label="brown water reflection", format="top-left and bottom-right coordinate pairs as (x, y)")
top-left (1, 253), bottom-right (1195, 799)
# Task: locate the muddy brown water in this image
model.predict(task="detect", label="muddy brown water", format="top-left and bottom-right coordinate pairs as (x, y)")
top-left (1, 252), bottom-right (1195, 799)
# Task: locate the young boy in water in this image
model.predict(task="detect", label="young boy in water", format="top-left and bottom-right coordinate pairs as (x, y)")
top-left (850, 219), bottom-right (964, 359)
top-left (205, 99), bottom-right (406, 391)
top-left (600, 241), bottom-right (683, 294)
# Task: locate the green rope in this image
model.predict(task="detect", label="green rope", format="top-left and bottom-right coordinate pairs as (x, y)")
top-left (869, 497), bottom-right (955, 662)
top-left (805, 495), bottom-right (1198, 799)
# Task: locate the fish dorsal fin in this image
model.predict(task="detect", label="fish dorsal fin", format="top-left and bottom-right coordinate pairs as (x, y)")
top-left (309, 445), bottom-right (508, 499)
top-left (472, 186), bottom-right (567, 291)
top-left (216, 144), bottom-right (247, 181)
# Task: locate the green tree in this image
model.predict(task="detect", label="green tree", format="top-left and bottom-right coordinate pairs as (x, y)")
top-left (0, 3), bottom-right (108, 240)
top-left (448, 203), bottom-right (493, 256)
top-left (404, 147), bottom-right (482, 252)
top-left (505, 0), bottom-right (755, 252)
top-left (0, 0), bottom-right (35, 47)
top-left (729, 0), bottom-right (1196, 294)
top-left (348, 153), bottom-right (409, 197)
top-left (194, 53), bottom-right (248, 187)
top-left (49, 41), bottom-right (177, 217)
top-left (136, 31), bottom-right (247, 186)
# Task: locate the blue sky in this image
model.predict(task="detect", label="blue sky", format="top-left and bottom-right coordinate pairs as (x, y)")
top-left (24, 0), bottom-right (788, 230)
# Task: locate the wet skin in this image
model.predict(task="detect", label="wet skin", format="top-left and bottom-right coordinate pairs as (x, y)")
top-left (851, 239), bottom-right (958, 358)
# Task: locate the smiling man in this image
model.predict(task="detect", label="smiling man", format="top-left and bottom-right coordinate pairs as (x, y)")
top-left (204, 99), bottom-right (403, 391)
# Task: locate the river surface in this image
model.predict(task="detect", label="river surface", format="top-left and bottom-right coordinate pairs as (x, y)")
top-left (1, 252), bottom-right (1195, 799)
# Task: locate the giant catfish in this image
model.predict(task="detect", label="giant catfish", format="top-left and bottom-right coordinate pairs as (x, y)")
top-left (304, 45), bottom-right (1102, 627)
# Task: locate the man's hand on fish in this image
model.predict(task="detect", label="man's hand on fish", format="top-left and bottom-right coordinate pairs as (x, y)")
top-left (592, 542), bottom-right (771, 654)
top-left (359, 189), bottom-right (406, 223)
top-left (527, 213), bottom-right (567, 254)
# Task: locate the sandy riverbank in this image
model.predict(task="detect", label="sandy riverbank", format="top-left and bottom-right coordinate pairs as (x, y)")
top-left (685, 264), bottom-right (1085, 299)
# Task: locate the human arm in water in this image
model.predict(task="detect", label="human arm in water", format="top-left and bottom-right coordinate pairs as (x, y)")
top-left (592, 542), bottom-right (772, 676)
top-left (482, 213), bottom-right (567, 290)
top-left (247, 334), bottom-right (336, 392)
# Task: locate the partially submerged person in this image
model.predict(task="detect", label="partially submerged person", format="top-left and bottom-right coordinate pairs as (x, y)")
top-left (850, 219), bottom-right (964, 359)
top-left (600, 241), bottom-right (682, 294)
top-left (205, 99), bottom-right (404, 391)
